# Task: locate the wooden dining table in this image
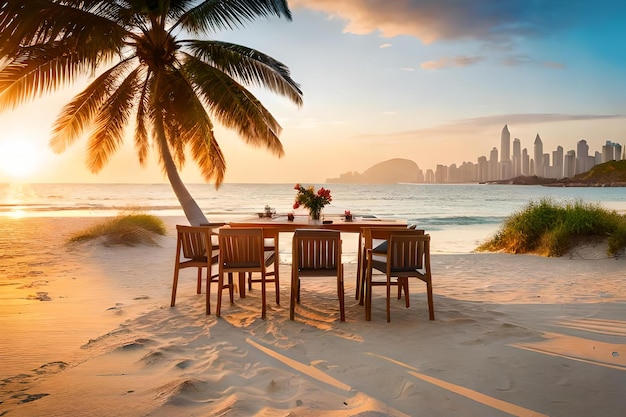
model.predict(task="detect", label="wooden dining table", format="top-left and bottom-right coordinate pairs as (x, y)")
top-left (228, 214), bottom-right (408, 300)
top-left (228, 214), bottom-right (406, 233)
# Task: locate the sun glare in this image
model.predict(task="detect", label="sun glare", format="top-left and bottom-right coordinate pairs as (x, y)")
top-left (0, 139), bottom-right (44, 179)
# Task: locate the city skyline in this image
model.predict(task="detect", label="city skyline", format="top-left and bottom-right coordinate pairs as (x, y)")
top-left (418, 124), bottom-right (624, 184)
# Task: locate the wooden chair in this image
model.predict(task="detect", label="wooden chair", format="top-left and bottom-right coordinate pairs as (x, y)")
top-left (290, 229), bottom-right (345, 322)
top-left (246, 227), bottom-right (280, 303)
top-left (215, 228), bottom-right (279, 319)
top-left (364, 231), bottom-right (433, 322)
top-left (170, 224), bottom-right (222, 315)
top-left (357, 227), bottom-right (424, 305)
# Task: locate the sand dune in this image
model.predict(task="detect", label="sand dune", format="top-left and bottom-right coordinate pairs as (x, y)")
top-left (1, 216), bottom-right (625, 416)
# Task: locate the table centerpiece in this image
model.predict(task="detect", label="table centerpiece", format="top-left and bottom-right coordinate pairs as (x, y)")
top-left (293, 184), bottom-right (332, 221)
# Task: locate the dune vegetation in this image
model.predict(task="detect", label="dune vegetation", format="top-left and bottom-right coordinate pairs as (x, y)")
top-left (68, 213), bottom-right (166, 246)
top-left (476, 198), bottom-right (626, 257)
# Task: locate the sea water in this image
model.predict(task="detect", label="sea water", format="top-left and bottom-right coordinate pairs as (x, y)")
top-left (1, 182), bottom-right (625, 254)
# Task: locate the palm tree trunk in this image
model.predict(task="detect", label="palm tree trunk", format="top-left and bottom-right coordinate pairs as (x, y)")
top-left (154, 114), bottom-right (209, 226)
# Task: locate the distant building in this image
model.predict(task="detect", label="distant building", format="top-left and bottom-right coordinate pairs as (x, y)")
top-left (552, 146), bottom-right (563, 178)
top-left (500, 125), bottom-right (510, 162)
top-left (602, 140), bottom-right (622, 162)
top-left (533, 134), bottom-right (544, 177)
top-left (489, 147), bottom-right (498, 181)
top-left (512, 138), bottom-right (521, 177)
top-left (425, 169), bottom-right (435, 183)
top-left (522, 148), bottom-right (530, 176)
top-left (477, 156), bottom-right (488, 182)
top-left (576, 139), bottom-right (589, 174)
top-left (564, 150), bottom-right (576, 178)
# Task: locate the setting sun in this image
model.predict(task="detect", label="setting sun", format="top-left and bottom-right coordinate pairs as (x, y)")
top-left (0, 139), bottom-right (44, 179)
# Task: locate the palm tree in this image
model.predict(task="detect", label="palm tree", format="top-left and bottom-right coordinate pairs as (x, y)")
top-left (0, 0), bottom-right (302, 225)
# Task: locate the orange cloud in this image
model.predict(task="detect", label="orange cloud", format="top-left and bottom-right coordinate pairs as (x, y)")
top-left (421, 55), bottom-right (486, 70)
top-left (289, 0), bottom-right (567, 44)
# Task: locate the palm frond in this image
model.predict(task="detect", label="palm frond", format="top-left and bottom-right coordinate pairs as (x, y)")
top-left (184, 54), bottom-right (284, 157)
top-left (87, 67), bottom-right (142, 172)
top-left (191, 128), bottom-right (226, 184)
top-left (50, 59), bottom-right (135, 153)
top-left (185, 40), bottom-right (302, 105)
top-left (0, 0), bottom-right (126, 61)
top-left (134, 74), bottom-right (152, 166)
top-left (156, 68), bottom-right (226, 182)
top-left (0, 46), bottom-right (91, 110)
top-left (175, 0), bottom-right (291, 34)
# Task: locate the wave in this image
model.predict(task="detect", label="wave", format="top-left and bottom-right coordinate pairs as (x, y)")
top-left (409, 215), bottom-right (505, 227)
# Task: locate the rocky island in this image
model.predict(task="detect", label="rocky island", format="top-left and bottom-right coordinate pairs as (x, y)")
top-left (327, 158), bottom-right (421, 184)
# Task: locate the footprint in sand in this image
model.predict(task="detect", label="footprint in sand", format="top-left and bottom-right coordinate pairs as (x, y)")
top-left (26, 291), bottom-right (51, 301)
top-left (15, 393), bottom-right (49, 403)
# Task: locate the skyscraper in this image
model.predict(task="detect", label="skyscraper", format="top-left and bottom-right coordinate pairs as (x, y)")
top-left (500, 125), bottom-right (510, 163)
top-left (576, 139), bottom-right (589, 174)
top-left (553, 146), bottom-right (563, 178)
top-left (533, 134), bottom-right (543, 177)
top-left (489, 147), bottom-right (498, 181)
top-left (564, 150), bottom-right (576, 178)
top-left (512, 138), bottom-right (521, 177)
top-left (522, 148), bottom-right (529, 176)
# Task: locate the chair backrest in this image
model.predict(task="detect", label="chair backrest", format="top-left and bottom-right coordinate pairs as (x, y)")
top-left (292, 229), bottom-right (341, 272)
top-left (218, 228), bottom-right (265, 269)
top-left (363, 227), bottom-right (425, 253)
top-left (176, 225), bottom-right (215, 260)
top-left (388, 233), bottom-right (430, 272)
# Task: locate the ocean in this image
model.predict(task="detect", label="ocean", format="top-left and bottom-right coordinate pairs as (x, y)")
top-left (2, 182), bottom-right (625, 254)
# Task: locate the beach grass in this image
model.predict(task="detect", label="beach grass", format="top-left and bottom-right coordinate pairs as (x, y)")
top-left (67, 213), bottom-right (166, 246)
top-left (476, 198), bottom-right (626, 257)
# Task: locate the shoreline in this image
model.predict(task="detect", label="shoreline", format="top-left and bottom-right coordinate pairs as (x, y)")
top-left (2, 216), bottom-right (625, 416)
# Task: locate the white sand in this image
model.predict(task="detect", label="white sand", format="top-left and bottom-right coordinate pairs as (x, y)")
top-left (1, 216), bottom-right (625, 416)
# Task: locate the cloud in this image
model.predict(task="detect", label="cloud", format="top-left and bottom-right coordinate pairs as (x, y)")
top-left (421, 55), bottom-right (486, 70)
top-left (355, 114), bottom-right (626, 140)
top-left (543, 61), bottom-right (566, 69)
top-left (453, 113), bottom-right (625, 127)
top-left (379, 43), bottom-right (392, 48)
top-left (290, 0), bottom-right (583, 44)
top-left (501, 55), bottom-right (534, 66)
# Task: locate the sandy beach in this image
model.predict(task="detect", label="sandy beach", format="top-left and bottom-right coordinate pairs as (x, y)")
top-left (1, 216), bottom-right (625, 416)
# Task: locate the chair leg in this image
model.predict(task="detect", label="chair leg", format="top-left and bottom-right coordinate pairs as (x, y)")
top-left (228, 273), bottom-right (235, 303)
top-left (365, 261), bottom-right (372, 321)
top-left (261, 273), bottom-right (267, 320)
top-left (386, 275), bottom-right (391, 323)
top-left (238, 272), bottom-right (246, 298)
top-left (196, 267), bottom-right (202, 294)
top-left (427, 279), bottom-right (435, 320)
top-left (289, 269), bottom-right (297, 320)
top-left (405, 279), bottom-right (410, 307)
top-left (171, 266), bottom-right (180, 307)
top-left (358, 246), bottom-right (366, 305)
top-left (216, 272), bottom-right (224, 318)
top-left (248, 272), bottom-right (253, 291)
top-left (355, 237), bottom-right (363, 301)
top-left (338, 267), bottom-right (345, 322)
top-left (206, 273), bottom-right (211, 315)
top-left (274, 265), bottom-right (280, 305)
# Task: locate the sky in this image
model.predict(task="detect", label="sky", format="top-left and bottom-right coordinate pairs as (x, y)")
top-left (0, 0), bottom-right (625, 184)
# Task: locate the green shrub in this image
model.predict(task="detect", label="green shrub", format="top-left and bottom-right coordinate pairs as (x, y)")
top-left (68, 213), bottom-right (166, 246)
top-left (476, 198), bottom-right (626, 257)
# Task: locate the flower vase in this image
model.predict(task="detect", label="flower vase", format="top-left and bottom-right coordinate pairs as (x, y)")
top-left (309, 208), bottom-right (322, 223)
